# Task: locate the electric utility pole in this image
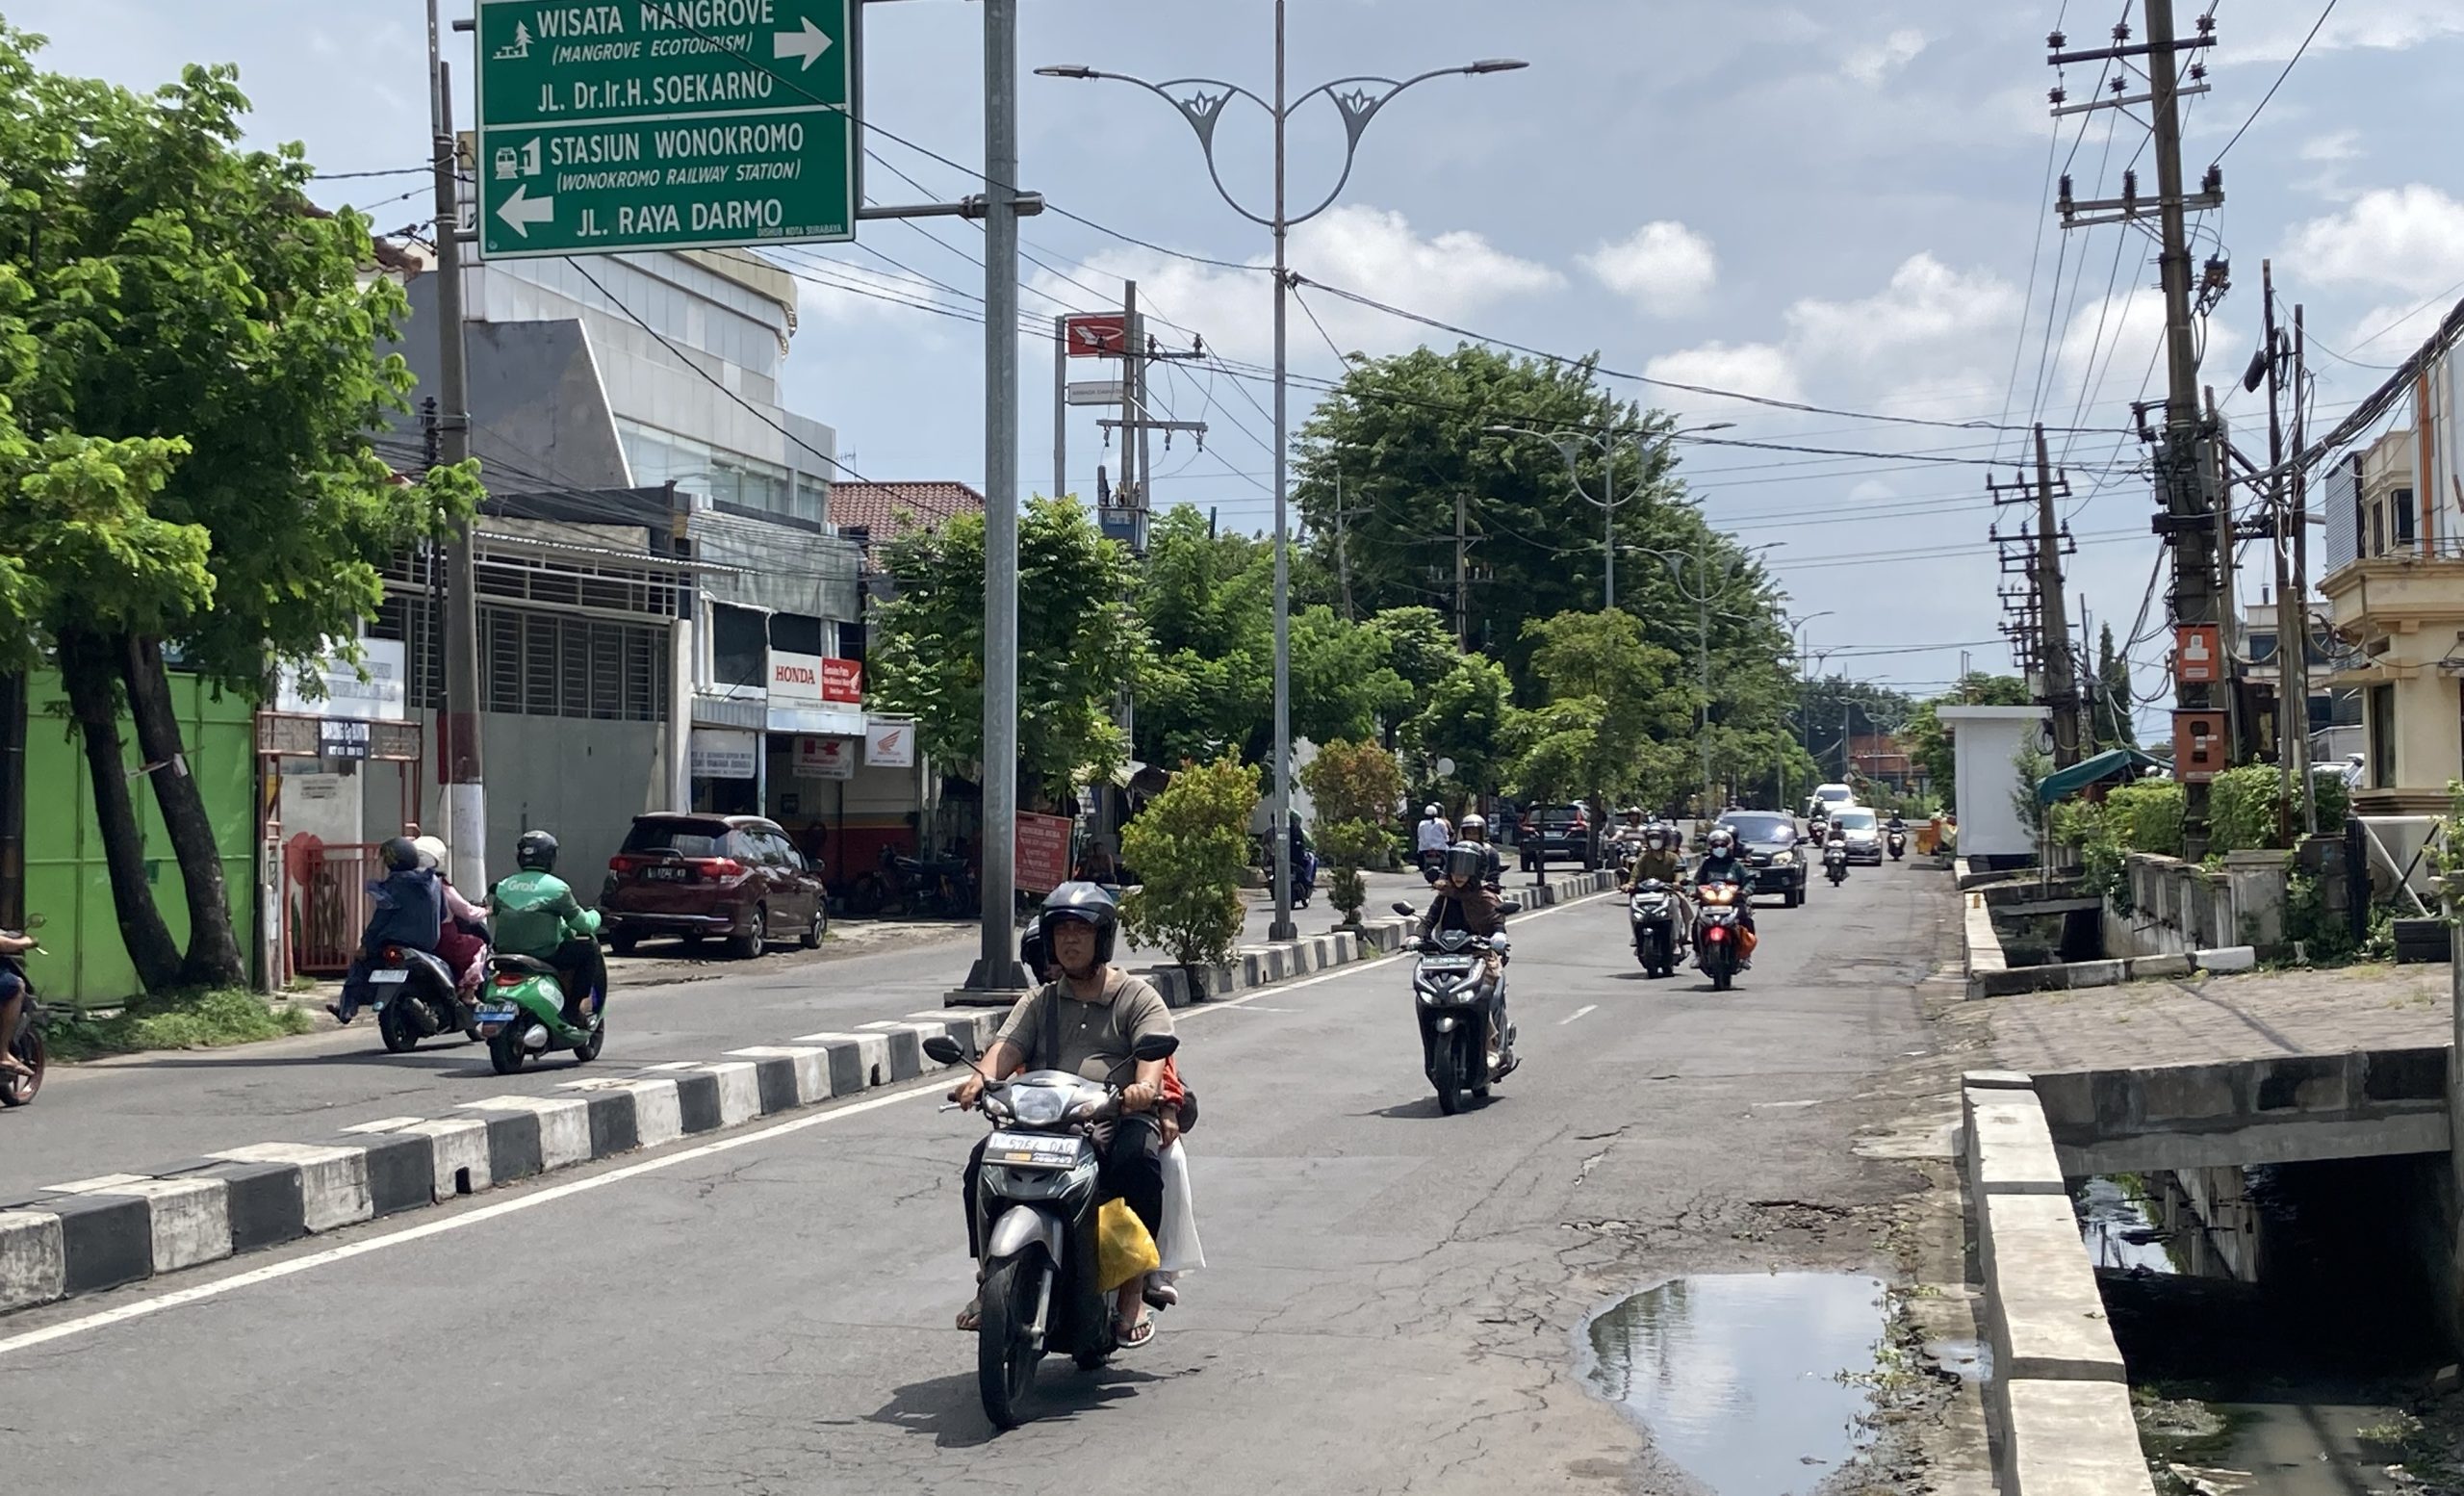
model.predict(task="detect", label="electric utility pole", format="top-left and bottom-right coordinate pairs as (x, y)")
top-left (2036, 426), bottom-right (2082, 767)
top-left (2050, 0), bottom-right (2226, 850)
top-left (428, 0), bottom-right (483, 891)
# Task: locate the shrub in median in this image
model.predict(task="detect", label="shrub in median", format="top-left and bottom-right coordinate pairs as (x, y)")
top-left (1120, 756), bottom-right (1261, 969)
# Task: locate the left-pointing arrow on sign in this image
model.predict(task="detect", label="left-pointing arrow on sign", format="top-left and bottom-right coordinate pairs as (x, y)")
top-left (496, 184), bottom-right (555, 238)
top-left (775, 16), bottom-right (834, 70)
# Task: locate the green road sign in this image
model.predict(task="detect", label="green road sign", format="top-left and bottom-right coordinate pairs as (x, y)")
top-left (475, 0), bottom-right (856, 260)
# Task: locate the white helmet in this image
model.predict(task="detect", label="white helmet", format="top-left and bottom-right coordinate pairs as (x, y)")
top-left (1424, 803), bottom-right (1442, 817)
top-left (1459, 813), bottom-right (1488, 840)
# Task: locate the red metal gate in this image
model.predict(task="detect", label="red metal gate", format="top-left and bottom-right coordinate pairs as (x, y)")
top-left (285, 837), bottom-right (376, 978)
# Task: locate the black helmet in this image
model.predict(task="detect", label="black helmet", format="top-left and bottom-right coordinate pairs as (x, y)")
top-left (379, 836), bottom-right (423, 872)
top-left (516, 828), bottom-right (560, 873)
top-left (1444, 840), bottom-right (1488, 885)
top-left (1037, 881), bottom-right (1119, 968)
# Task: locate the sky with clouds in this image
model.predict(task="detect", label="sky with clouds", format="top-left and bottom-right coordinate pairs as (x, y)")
top-left (9, 0), bottom-right (2462, 718)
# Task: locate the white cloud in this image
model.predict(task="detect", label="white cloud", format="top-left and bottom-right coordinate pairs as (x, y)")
top-left (2299, 130), bottom-right (2363, 163)
top-left (2232, 0), bottom-right (2464, 61)
top-left (2281, 185), bottom-right (2464, 297)
top-left (1581, 221), bottom-right (1719, 314)
top-left (1641, 342), bottom-right (1803, 415)
top-left (1023, 204), bottom-right (1560, 366)
top-left (1784, 253), bottom-right (2023, 373)
top-left (1841, 28), bottom-right (1927, 85)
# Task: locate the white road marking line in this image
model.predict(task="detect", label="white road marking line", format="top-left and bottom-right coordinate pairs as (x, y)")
top-left (0, 882), bottom-right (1620, 1355)
top-left (1560, 1005), bottom-right (1598, 1025)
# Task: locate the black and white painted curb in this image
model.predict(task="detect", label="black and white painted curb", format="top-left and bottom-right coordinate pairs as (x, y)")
top-left (0, 866), bottom-right (1618, 1315)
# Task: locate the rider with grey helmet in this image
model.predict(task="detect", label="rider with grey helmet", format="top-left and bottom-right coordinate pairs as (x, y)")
top-left (1418, 841), bottom-right (1513, 1067)
top-left (1693, 825), bottom-right (1759, 952)
top-left (950, 882), bottom-right (1176, 1347)
top-left (1454, 812), bottom-right (1505, 889)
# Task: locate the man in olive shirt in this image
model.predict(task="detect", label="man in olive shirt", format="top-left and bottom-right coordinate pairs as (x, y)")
top-left (951, 883), bottom-right (1173, 1345)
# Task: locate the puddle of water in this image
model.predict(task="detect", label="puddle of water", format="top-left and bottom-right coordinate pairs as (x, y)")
top-left (1579, 1273), bottom-right (1888, 1496)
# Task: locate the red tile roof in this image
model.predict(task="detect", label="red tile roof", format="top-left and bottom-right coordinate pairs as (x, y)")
top-left (827, 481), bottom-right (985, 539)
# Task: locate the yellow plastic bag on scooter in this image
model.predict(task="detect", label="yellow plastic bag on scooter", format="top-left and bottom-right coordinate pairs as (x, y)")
top-left (1095, 1199), bottom-right (1160, 1293)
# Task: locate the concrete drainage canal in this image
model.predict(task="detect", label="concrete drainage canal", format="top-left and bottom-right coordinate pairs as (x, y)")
top-left (1578, 1274), bottom-right (1893, 1494)
top-left (2077, 1161), bottom-right (2464, 1493)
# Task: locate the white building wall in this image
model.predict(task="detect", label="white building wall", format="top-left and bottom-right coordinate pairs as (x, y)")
top-left (1940, 707), bottom-right (2049, 862)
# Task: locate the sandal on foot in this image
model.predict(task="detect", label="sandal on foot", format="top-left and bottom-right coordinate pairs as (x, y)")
top-left (1115, 1315), bottom-right (1155, 1349)
top-left (955, 1298), bottom-right (983, 1332)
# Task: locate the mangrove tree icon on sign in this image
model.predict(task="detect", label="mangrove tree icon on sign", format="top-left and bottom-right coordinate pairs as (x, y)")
top-left (474, 0), bottom-right (858, 259)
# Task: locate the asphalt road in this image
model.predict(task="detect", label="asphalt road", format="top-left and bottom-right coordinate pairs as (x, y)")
top-left (0, 861), bottom-right (1948, 1494)
top-left (0, 870), bottom-right (1452, 1204)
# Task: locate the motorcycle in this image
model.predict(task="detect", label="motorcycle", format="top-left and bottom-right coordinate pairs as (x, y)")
top-left (1693, 882), bottom-right (1755, 993)
top-left (475, 916), bottom-right (607, 1075)
top-left (1418, 847), bottom-right (1446, 884)
top-left (1294, 847), bottom-right (1320, 909)
top-left (1887, 828), bottom-right (1907, 862)
top-left (1628, 879), bottom-right (1684, 979)
top-left (369, 942), bottom-right (480, 1053)
top-left (1391, 898), bottom-right (1523, 1116)
top-left (1, 916), bottom-right (48, 1107)
top-left (1824, 842), bottom-right (1850, 887)
top-left (925, 1030), bottom-right (1181, 1430)
top-left (853, 844), bottom-right (976, 918)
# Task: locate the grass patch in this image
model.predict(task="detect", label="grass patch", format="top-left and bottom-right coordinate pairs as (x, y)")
top-left (48, 989), bottom-right (315, 1061)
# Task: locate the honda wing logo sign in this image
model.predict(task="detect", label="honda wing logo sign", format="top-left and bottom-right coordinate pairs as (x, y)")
top-left (865, 719), bottom-right (914, 768)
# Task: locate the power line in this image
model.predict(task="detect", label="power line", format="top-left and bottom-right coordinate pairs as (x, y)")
top-left (2211, 0), bottom-right (2343, 165)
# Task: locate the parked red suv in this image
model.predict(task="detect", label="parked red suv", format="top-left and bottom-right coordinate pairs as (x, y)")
top-left (599, 813), bottom-right (827, 959)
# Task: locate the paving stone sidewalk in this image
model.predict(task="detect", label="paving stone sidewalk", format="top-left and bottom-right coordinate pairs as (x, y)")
top-left (1945, 959), bottom-right (2454, 1076)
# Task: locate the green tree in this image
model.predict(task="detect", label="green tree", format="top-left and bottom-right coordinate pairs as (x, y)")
top-left (1294, 346), bottom-right (1761, 693)
top-left (870, 497), bottom-right (1146, 805)
top-left (1298, 737), bottom-right (1406, 926)
top-left (1402, 655), bottom-right (1512, 805)
top-left (0, 27), bottom-right (477, 992)
top-left (2092, 624), bottom-right (2139, 750)
top-left (1506, 611), bottom-right (1689, 831)
top-left (1118, 755), bottom-right (1260, 969)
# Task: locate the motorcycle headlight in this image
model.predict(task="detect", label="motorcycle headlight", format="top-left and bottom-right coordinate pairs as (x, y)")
top-left (1009, 1087), bottom-right (1065, 1126)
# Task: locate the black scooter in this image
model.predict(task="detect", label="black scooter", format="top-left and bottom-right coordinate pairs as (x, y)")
top-left (371, 940), bottom-right (482, 1052)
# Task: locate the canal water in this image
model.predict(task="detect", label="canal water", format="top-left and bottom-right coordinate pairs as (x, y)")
top-left (1578, 1273), bottom-right (1889, 1495)
top-left (2080, 1163), bottom-right (2455, 1495)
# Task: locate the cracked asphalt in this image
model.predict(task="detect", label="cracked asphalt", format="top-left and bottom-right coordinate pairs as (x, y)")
top-left (0, 864), bottom-right (1952, 1495)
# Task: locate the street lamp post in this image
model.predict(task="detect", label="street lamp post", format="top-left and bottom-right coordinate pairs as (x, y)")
top-left (1040, 19), bottom-right (1525, 943)
top-left (1782, 610), bottom-right (1833, 809)
top-left (1486, 423), bottom-right (1733, 609)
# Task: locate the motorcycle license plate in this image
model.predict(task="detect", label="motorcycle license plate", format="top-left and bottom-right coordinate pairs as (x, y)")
top-left (475, 1004), bottom-right (520, 1023)
top-left (370, 969), bottom-right (410, 985)
top-left (1419, 955), bottom-right (1476, 972)
top-left (988, 1131), bottom-right (1081, 1167)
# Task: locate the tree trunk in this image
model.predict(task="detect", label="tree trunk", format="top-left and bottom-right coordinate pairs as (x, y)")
top-left (119, 635), bottom-right (247, 990)
top-left (56, 629), bottom-right (185, 994)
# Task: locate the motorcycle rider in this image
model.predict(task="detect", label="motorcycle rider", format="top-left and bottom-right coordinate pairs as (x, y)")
top-left (1623, 824), bottom-right (1684, 890)
top-left (0, 926), bottom-right (35, 1078)
top-left (411, 835), bottom-right (489, 994)
top-left (1692, 826), bottom-right (1758, 957)
top-left (1415, 803), bottom-right (1452, 879)
top-left (1455, 813), bottom-right (1505, 889)
top-left (1608, 808), bottom-right (1654, 868)
top-left (1418, 841), bottom-right (1513, 1070)
top-left (489, 830), bottom-right (607, 1030)
top-left (1824, 819), bottom-right (1852, 879)
top-left (951, 883), bottom-right (1174, 1347)
top-left (328, 836), bottom-right (444, 1025)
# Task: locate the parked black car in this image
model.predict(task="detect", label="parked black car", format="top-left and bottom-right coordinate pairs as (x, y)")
top-left (1715, 811), bottom-right (1808, 908)
top-left (1517, 803), bottom-right (1597, 871)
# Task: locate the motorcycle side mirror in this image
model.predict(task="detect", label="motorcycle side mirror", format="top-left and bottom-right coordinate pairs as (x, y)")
top-left (921, 1036), bottom-right (968, 1067)
top-left (1131, 1033), bottom-right (1179, 1063)
top-left (1497, 900), bottom-right (1524, 916)
top-left (1390, 901), bottom-right (1417, 916)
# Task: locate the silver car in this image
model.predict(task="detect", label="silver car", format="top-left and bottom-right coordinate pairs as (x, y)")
top-left (1832, 809), bottom-right (1885, 865)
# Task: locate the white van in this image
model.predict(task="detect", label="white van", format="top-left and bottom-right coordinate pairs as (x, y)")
top-left (1804, 783), bottom-right (1856, 818)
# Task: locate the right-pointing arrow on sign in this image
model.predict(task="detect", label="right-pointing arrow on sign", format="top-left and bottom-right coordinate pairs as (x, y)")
top-left (496, 184), bottom-right (555, 238)
top-left (775, 16), bottom-right (834, 70)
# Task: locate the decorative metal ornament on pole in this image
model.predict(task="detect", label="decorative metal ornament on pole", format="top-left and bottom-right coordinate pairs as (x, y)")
top-left (1036, 35), bottom-right (1527, 948)
top-left (1486, 422), bottom-right (1733, 612)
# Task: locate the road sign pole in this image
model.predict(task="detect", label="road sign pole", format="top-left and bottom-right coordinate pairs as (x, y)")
top-left (430, 3), bottom-right (485, 892)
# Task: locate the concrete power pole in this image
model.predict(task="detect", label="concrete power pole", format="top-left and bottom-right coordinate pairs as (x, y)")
top-left (2263, 261), bottom-right (2297, 837)
top-left (428, 3), bottom-right (484, 892)
top-left (967, 0), bottom-right (1025, 992)
top-left (2050, 0), bottom-right (2224, 850)
top-left (1052, 313), bottom-right (1068, 502)
top-left (1454, 490), bottom-right (1470, 651)
top-left (1117, 280), bottom-right (1141, 520)
top-left (2035, 425), bottom-right (2083, 768)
